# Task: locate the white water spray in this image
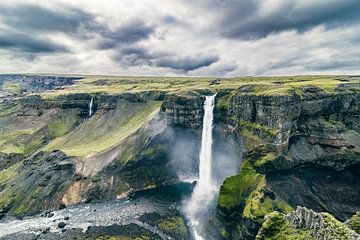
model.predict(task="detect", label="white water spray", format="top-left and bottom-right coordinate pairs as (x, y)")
top-left (89, 97), bottom-right (94, 117)
top-left (185, 94), bottom-right (217, 240)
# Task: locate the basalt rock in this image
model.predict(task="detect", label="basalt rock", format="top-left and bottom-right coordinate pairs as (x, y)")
top-left (161, 93), bottom-right (205, 129)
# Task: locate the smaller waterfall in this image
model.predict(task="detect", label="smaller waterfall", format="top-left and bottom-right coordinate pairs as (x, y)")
top-left (89, 97), bottom-right (94, 117)
top-left (185, 94), bottom-right (217, 240)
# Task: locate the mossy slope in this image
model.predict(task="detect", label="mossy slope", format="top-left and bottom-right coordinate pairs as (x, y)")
top-left (45, 100), bottom-right (162, 158)
top-left (256, 208), bottom-right (360, 240)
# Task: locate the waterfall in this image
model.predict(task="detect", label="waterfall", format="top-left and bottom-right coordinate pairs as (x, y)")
top-left (89, 97), bottom-right (93, 117)
top-left (185, 94), bottom-right (217, 240)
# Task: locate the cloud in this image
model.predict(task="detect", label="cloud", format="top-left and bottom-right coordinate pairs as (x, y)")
top-left (0, 33), bottom-right (67, 53)
top-left (115, 46), bottom-right (155, 66)
top-left (0, 0), bottom-right (359, 76)
top-left (154, 55), bottom-right (219, 72)
top-left (193, 0), bottom-right (360, 40)
top-left (0, 4), bottom-right (94, 33)
top-left (97, 19), bottom-right (155, 49)
top-left (0, 4), bottom-right (95, 56)
top-left (114, 46), bottom-right (218, 72)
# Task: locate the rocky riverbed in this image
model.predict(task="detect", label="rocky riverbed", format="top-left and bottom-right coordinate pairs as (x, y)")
top-left (0, 184), bottom-right (193, 240)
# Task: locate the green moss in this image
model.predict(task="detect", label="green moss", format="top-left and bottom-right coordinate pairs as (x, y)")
top-left (321, 119), bottom-right (346, 132)
top-left (347, 212), bottom-right (360, 234)
top-left (14, 201), bottom-right (33, 216)
top-left (220, 227), bottom-right (230, 239)
top-left (0, 104), bottom-right (20, 117)
top-left (237, 119), bottom-right (278, 137)
top-left (257, 211), bottom-right (358, 240)
top-left (48, 109), bottom-right (80, 138)
top-left (256, 212), bottom-right (314, 240)
top-left (156, 216), bottom-right (188, 237)
top-left (0, 128), bottom-right (38, 154)
top-left (45, 101), bottom-right (162, 158)
top-left (244, 192), bottom-right (292, 222)
top-left (319, 213), bottom-right (357, 239)
top-left (219, 159), bottom-right (292, 223)
top-left (254, 152), bottom-right (276, 168)
top-left (240, 129), bottom-right (270, 152)
top-left (2, 81), bottom-right (23, 93)
top-left (218, 160), bottom-right (264, 213)
top-left (24, 136), bottom-right (44, 156)
top-left (216, 91), bottom-right (236, 111)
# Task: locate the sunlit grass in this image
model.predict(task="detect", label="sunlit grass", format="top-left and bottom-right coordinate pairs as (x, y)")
top-left (45, 100), bottom-right (162, 158)
top-left (36, 75), bottom-right (359, 99)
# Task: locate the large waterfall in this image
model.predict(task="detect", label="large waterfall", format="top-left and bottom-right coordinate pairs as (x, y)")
top-left (185, 94), bottom-right (217, 240)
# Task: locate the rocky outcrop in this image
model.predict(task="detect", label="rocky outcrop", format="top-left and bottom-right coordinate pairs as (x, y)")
top-left (0, 74), bottom-right (81, 93)
top-left (0, 151), bottom-right (77, 217)
top-left (256, 207), bottom-right (360, 240)
top-left (0, 153), bottom-right (22, 171)
top-left (161, 93), bottom-right (205, 128)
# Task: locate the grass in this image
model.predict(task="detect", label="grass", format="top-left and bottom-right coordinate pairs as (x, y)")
top-left (45, 101), bottom-right (162, 158)
top-left (254, 152), bottom-right (276, 168)
top-left (347, 212), bottom-right (360, 234)
top-left (257, 210), bottom-right (358, 240)
top-left (0, 104), bottom-right (20, 117)
top-left (256, 211), bottom-right (314, 240)
top-left (48, 109), bottom-right (80, 138)
top-left (156, 216), bottom-right (188, 237)
top-left (218, 160), bottom-right (264, 213)
top-left (219, 159), bottom-right (292, 222)
top-left (2, 81), bottom-right (23, 94)
top-left (236, 119), bottom-right (279, 137)
top-left (35, 75), bottom-right (359, 99)
top-left (0, 129), bottom-right (38, 154)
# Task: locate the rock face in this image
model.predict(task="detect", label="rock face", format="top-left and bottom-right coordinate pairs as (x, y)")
top-left (161, 93), bottom-right (204, 128)
top-left (0, 74), bottom-right (80, 93)
top-left (0, 151), bottom-right (77, 217)
top-left (228, 89), bottom-right (360, 166)
top-left (217, 88), bottom-right (360, 239)
top-left (287, 206), bottom-right (324, 230)
top-left (256, 207), bottom-right (360, 240)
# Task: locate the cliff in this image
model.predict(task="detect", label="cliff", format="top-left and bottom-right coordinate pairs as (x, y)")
top-left (0, 74), bottom-right (359, 239)
top-left (217, 85), bottom-right (360, 239)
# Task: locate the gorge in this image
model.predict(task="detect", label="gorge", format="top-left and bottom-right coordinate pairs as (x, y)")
top-left (0, 75), bottom-right (359, 240)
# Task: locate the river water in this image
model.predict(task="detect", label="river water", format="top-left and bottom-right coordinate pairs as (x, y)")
top-left (0, 183), bottom-right (193, 239)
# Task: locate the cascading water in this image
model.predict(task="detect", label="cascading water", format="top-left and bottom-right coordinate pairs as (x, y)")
top-left (185, 94), bottom-right (217, 240)
top-left (89, 97), bottom-right (94, 117)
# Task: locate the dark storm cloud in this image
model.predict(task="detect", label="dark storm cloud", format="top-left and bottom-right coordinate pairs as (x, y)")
top-left (115, 46), bottom-right (155, 66)
top-left (0, 4), bottom-right (94, 33)
top-left (154, 55), bottom-right (219, 72)
top-left (115, 46), bottom-right (218, 72)
top-left (308, 59), bottom-right (360, 71)
top-left (0, 4), bottom-right (155, 57)
top-left (97, 20), bottom-right (155, 49)
top-left (196, 0), bottom-right (360, 40)
top-left (0, 4), bottom-right (95, 55)
top-left (0, 33), bottom-right (67, 53)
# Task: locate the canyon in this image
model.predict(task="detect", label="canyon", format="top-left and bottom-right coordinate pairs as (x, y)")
top-left (0, 74), bottom-right (359, 239)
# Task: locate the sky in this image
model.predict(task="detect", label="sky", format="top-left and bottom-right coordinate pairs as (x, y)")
top-left (0, 0), bottom-right (360, 77)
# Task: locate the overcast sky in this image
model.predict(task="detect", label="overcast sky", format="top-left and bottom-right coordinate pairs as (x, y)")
top-left (0, 0), bottom-right (360, 76)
